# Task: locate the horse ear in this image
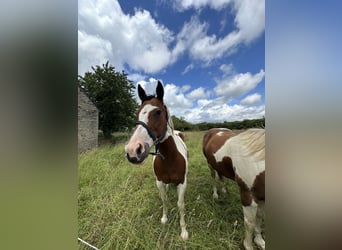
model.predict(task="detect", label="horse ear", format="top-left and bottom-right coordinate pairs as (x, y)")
top-left (138, 84), bottom-right (147, 101)
top-left (156, 80), bottom-right (164, 101)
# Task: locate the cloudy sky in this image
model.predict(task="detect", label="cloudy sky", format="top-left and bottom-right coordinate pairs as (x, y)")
top-left (78, 0), bottom-right (265, 124)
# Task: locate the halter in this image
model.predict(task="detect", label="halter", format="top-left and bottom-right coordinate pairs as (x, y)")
top-left (135, 120), bottom-right (167, 160)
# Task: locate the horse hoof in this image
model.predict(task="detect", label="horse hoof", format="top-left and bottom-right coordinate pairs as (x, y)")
top-left (161, 216), bottom-right (168, 224)
top-left (254, 235), bottom-right (265, 250)
top-left (243, 240), bottom-right (254, 250)
top-left (222, 187), bottom-right (227, 193)
top-left (213, 193), bottom-right (219, 199)
top-left (181, 230), bottom-right (188, 240)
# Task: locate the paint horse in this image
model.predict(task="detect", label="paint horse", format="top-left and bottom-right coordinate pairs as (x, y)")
top-left (202, 128), bottom-right (236, 199)
top-left (203, 128), bottom-right (265, 250)
top-left (125, 81), bottom-right (189, 240)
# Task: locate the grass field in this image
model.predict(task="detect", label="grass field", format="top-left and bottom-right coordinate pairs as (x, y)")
top-left (78, 131), bottom-right (246, 249)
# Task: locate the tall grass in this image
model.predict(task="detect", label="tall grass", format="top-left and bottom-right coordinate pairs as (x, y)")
top-left (79, 131), bottom-right (245, 249)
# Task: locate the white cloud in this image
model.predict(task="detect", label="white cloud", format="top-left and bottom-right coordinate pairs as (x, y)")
top-left (171, 0), bottom-right (264, 64)
top-left (135, 79), bottom-right (193, 114)
top-left (214, 69), bottom-right (265, 99)
top-left (240, 93), bottom-right (262, 105)
top-left (187, 87), bottom-right (208, 100)
top-left (164, 84), bottom-right (193, 111)
top-left (183, 101), bottom-right (265, 124)
top-left (233, 0), bottom-right (265, 44)
top-left (182, 63), bottom-right (194, 75)
top-left (180, 85), bottom-right (191, 92)
top-left (79, 0), bottom-right (264, 74)
top-left (190, 29), bottom-right (241, 62)
top-left (78, 0), bottom-right (174, 75)
top-left (197, 98), bottom-right (211, 107)
top-left (171, 16), bottom-right (209, 62)
top-left (219, 63), bottom-right (234, 76)
top-left (78, 30), bottom-right (113, 75)
top-left (219, 17), bottom-right (228, 33)
top-left (127, 73), bottom-right (146, 83)
top-left (173, 0), bottom-right (233, 11)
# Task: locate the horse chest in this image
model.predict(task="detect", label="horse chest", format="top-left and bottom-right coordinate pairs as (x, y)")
top-left (152, 136), bottom-right (187, 185)
top-left (153, 155), bottom-right (186, 185)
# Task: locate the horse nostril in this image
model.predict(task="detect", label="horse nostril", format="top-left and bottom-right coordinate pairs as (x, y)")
top-left (126, 153), bottom-right (138, 164)
top-left (136, 143), bottom-right (143, 157)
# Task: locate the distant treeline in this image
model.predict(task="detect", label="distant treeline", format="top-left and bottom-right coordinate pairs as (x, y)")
top-left (172, 116), bottom-right (265, 131)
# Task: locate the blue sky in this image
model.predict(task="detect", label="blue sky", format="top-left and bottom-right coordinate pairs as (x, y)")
top-left (78, 0), bottom-right (265, 123)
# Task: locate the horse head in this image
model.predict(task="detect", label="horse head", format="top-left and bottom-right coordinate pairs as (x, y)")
top-left (125, 81), bottom-right (168, 164)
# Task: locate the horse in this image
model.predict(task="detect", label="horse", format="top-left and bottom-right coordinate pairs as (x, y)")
top-left (202, 128), bottom-right (236, 198)
top-left (203, 128), bottom-right (265, 250)
top-left (124, 81), bottom-right (189, 240)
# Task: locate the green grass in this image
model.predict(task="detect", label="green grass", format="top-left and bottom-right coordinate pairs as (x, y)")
top-left (79, 131), bottom-right (245, 249)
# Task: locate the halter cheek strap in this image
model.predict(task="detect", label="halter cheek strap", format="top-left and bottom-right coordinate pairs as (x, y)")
top-left (135, 121), bottom-right (166, 160)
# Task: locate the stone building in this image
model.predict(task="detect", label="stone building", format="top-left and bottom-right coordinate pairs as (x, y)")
top-left (78, 87), bottom-right (98, 152)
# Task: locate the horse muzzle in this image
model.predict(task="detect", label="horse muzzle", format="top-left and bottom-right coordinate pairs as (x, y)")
top-left (125, 142), bottom-right (151, 164)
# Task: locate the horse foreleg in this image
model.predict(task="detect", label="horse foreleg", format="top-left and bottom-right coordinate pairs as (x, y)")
top-left (156, 180), bottom-right (168, 224)
top-left (218, 174), bottom-right (227, 194)
top-left (242, 201), bottom-right (258, 250)
top-left (177, 181), bottom-right (188, 240)
top-left (253, 202), bottom-right (265, 250)
top-left (209, 166), bottom-right (219, 199)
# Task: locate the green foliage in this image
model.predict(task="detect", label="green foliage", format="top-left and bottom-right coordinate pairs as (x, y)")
top-left (78, 62), bottom-right (138, 138)
top-left (202, 117), bottom-right (265, 130)
top-left (78, 131), bottom-right (250, 249)
top-left (171, 116), bottom-right (194, 131)
top-left (172, 116), bottom-right (265, 131)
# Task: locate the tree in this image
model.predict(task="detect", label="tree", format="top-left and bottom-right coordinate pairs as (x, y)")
top-left (78, 62), bottom-right (138, 138)
top-left (171, 116), bottom-right (194, 131)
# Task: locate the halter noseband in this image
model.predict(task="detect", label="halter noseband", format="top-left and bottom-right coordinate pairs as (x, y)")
top-left (135, 120), bottom-right (166, 160)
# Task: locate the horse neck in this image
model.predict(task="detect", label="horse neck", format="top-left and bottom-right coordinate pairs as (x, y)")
top-left (159, 107), bottom-right (174, 141)
top-left (165, 106), bottom-right (174, 131)
top-left (158, 135), bottom-right (178, 159)
top-left (157, 107), bottom-right (185, 158)
top-left (158, 123), bottom-right (179, 157)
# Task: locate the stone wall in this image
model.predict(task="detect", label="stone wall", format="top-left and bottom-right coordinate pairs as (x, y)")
top-left (78, 87), bottom-right (98, 152)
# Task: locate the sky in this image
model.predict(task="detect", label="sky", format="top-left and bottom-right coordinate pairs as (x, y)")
top-left (78, 0), bottom-right (265, 124)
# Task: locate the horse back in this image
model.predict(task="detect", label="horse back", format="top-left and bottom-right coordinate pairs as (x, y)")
top-left (202, 128), bottom-right (233, 154)
top-left (174, 130), bottom-right (185, 142)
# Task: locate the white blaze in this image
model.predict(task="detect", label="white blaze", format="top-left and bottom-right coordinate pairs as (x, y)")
top-left (128, 104), bottom-right (158, 148)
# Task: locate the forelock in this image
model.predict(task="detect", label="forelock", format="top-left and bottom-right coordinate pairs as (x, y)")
top-left (141, 95), bottom-right (157, 104)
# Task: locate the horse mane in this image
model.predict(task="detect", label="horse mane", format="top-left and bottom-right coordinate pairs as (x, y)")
top-left (165, 106), bottom-right (175, 132)
top-left (235, 128), bottom-right (265, 161)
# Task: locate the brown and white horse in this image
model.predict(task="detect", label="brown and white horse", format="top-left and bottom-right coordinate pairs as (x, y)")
top-left (202, 128), bottom-right (236, 198)
top-left (125, 81), bottom-right (189, 240)
top-left (203, 128), bottom-right (265, 250)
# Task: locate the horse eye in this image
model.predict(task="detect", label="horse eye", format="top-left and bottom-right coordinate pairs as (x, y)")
top-left (155, 109), bottom-right (162, 116)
